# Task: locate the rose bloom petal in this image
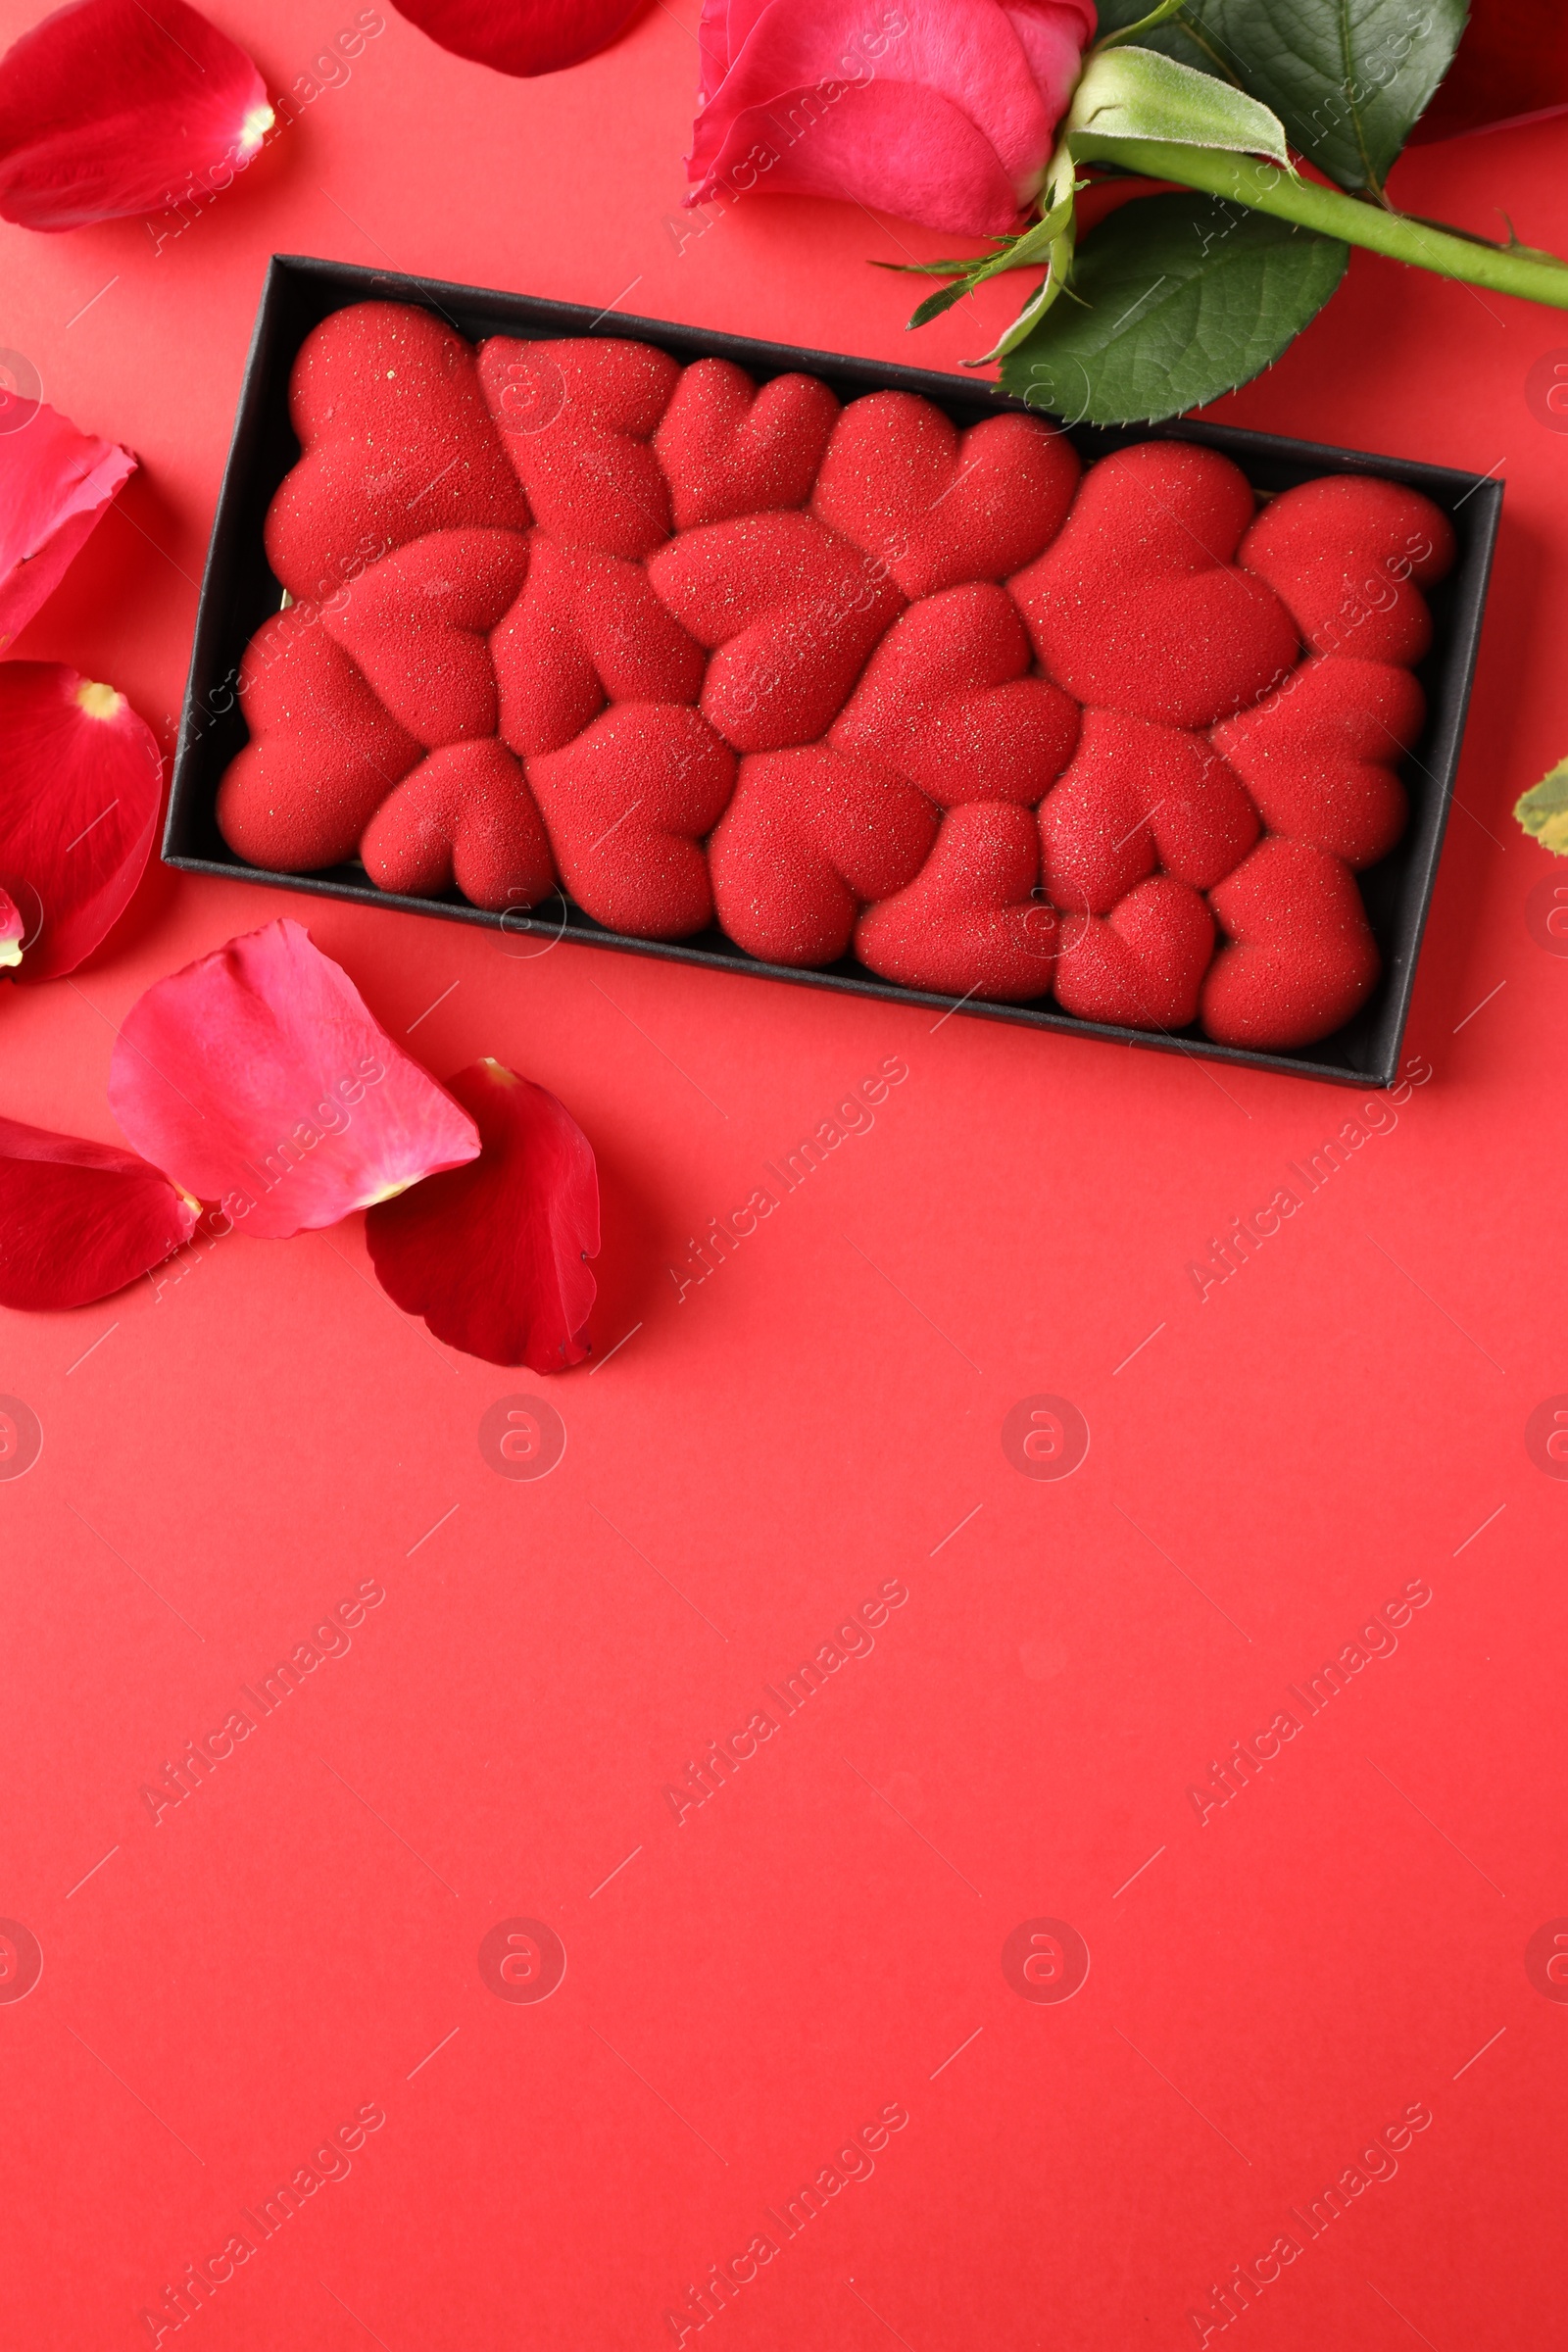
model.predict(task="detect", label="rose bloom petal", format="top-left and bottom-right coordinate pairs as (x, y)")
top-left (0, 1112), bottom-right (196, 1310)
top-left (688, 0), bottom-right (1092, 236)
top-left (0, 662), bottom-right (162, 981)
top-left (1003, 1), bottom-right (1097, 114)
top-left (0, 887), bottom-right (22, 969)
top-left (106, 918), bottom-right (481, 1239)
top-left (696, 0), bottom-right (728, 107)
top-left (388, 0), bottom-right (646, 76)
top-left (0, 400), bottom-right (136, 651)
top-left (0, 0), bottom-right (273, 231)
top-left (366, 1058), bottom-right (599, 1370)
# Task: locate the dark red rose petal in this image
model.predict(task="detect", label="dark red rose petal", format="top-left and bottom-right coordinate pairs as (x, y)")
top-left (366, 1058), bottom-right (599, 1371)
top-left (0, 1113), bottom-right (196, 1310)
top-left (389, 0), bottom-right (646, 77)
top-left (0, 0), bottom-right (273, 231)
top-left (0, 662), bottom-right (162, 980)
top-left (106, 918), bottom-right (481, 1237)
top-left (0, 400), bottom-right (135, 649)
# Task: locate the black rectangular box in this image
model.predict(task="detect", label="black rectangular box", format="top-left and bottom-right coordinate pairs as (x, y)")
top-left (166, 253), bottom-right (1502, 1087)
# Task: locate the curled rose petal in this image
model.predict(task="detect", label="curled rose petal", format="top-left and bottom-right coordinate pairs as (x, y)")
top-left (366, 1058), bottom-right (598, 1370)
top-left (0, 662), bottom-right (162, 981)
top-left (0, 889), bottom-right (21, 969)
top-left (388, 0), bottom-right (646, 77)
top-left (0, 1113), bottom-right (196, 1310)
top-left (0, 400), bottom-right (136, 650)
top-left (106, 918), bottom-right (480, 1238)
top-left (688, 0), bottom-right (1096, 238)
top-left (0, 0), bottom-right (272, 231)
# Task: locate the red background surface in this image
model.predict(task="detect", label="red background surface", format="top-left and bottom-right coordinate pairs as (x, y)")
top-left (2, 7), bottom-right (1566, 2347)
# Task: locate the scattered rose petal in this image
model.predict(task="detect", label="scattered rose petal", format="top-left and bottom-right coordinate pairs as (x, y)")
top-left (0, 662), bottom-right (162, 981)
top-left (0, 0), bottom-right (273, 231)
top-left (0, 1112), bottom-right (196, 1310)
top-left (0, 888), bottom-right (22, 969)
top-left (106, 918), bottom-right (480, 1238)
top-left (366, 1058), bottom-right (598, 1370)
top-left (388, 0), bottom-right (645, 77)
top-left (0, 400), bottom-right (136, 650)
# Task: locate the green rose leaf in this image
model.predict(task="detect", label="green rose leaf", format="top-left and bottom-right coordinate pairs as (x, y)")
top-left (1087, 0), bottom-right (1467, 194)
top-left (899, 186), bottom-right (1079, 334)
top-left (908, 276), bottom-right (977, 327)
top-left (972, 254), bottom-right (1074, 365)
top-left (999, 191), bottom-right (1348, 424)
top-left (1515, 758), bottom-right (1568, 856)
top-left (1066, 42), bottom-right (1290, 164)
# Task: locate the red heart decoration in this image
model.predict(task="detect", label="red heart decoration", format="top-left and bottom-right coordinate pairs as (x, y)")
top-left (1201, 839), bottom-right (1381, 1049)
top-left (491, 533), bottom-right (706, 758)
top-left (813, 392), bottom-right (1080, 600)
top-left (1040, 709), bottom-right (1259, 911)
top-left (265, 303), bottom-right (528, 603)
top-left (709, 746), bottom-right (939, 966)
top-left (647, 511), bottom-right (904, 753)
top-left (1052, 875), bottom-right (1214, 1031)
top-left (231, 304), bottom-right (1470, 1054)
top-left (831, 581), bottom-right (1079, 807)
top-left (360, 739), bottom-right (556, 913)
top-left (1240, 474), bottom-right (1456, 666)
top-left (218, 605), bottom-right (423, 873)
top-left (323, 528), bottom-right (529, 747)
top-left (1039, 741), bottom-right (1154, 915)
top-left (655, 358), bottom-right (840, 531)
top-left (477, 336), bottom-right (679, 559)
top-left (1011, 441), bottom-right (1299, 728)
top-left (855, 803), bottom-right (1055, 1003)
top-left (525, 703), bottom-right (736, 938)
top-left (1211, 656), bottom-right (1421, 868)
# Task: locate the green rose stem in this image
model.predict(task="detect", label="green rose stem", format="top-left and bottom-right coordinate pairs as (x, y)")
top-left (1069, 131), bottom-right (1568, 311)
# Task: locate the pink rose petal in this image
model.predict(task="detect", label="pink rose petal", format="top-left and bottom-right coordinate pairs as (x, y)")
top-left (1003, 1), bottom-right (1097, 100)
top-left (0, 1112), bottom-right (196, 1310)
top-left (688, 0), bottom-right (1091, 237)
top-left (0, 0), bottom-right (272, 231)
top-left (0, 399), bottom-right (136, 650)
top-left (0, 888), bottom-right (22, 970)
top-left (106, 918), bottom-right (481, 1238)
top-left (366, 1058), bottom-right (598, 1370)
top-left (0, 662), bottom-right (162, 981)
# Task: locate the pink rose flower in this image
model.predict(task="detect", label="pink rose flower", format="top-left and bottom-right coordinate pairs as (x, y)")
top-left (688, 0), bottom-right (1097, 239)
